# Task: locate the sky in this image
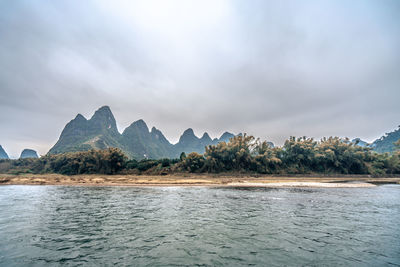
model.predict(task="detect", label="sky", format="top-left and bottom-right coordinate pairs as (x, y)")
top-left (1, 0), bottom-right (399, 158)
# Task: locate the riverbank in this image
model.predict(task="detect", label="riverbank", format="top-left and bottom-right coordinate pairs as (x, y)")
top-left (1, 173), bottom-right (399, 187)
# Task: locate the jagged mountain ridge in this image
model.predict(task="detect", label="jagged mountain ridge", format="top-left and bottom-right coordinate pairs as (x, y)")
top-left (48, 106), bottom-right (121, 155)
top-left (48, 106), bottom-right (235, 159)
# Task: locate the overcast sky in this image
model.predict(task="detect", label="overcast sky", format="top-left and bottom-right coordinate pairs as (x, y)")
top-left (1, 0), bottom-right (399, 158)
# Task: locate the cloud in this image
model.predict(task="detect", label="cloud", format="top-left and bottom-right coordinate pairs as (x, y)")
top-left (0, 0), bottom-right (399, 157)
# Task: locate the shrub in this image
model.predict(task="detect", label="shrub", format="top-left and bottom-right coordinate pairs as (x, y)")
top-left (182, 152), bottom-right (205, 172)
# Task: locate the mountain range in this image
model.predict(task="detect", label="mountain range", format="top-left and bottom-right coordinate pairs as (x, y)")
top-left (48, 106), bottom-right (235, 159)
top-left (2, 106), bottom-right (398, 160)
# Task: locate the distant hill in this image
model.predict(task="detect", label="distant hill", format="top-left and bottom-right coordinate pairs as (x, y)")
top-left (20, 149), bottom-right (39, 159)
top-left (372, 126), bottom-right (400, 153)
top-left (351, 138), bottom-right (370, 148)
top-left (173, 129), bottom-right (234, 157)
top-left (0, 145), bottom-right (9, 159)
top-left (48, 106), bottom-right (236, 159)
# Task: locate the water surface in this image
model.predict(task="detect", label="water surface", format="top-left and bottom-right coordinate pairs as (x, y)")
top-left (0, 185), bottom-right (399, 266)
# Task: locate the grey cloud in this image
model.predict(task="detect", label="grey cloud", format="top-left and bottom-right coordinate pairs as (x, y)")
top-left (0, 0), bottom-right (399, 157)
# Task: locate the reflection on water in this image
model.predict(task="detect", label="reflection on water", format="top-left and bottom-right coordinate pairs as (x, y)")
top-left (0, 185), bottom-right (399, 266)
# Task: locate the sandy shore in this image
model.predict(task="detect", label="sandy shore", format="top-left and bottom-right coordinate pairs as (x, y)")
top-left (226, 182), bottom-right (377, 188)
top-left (0, 173), bottom-right (399, 188)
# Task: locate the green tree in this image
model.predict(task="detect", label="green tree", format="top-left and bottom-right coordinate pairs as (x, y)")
top-left (179, 152), bottom-right (187, 161)
top-left (253, 140), bottom-right (282, 173)
top-left (182, 152), bottom-right (205, 172)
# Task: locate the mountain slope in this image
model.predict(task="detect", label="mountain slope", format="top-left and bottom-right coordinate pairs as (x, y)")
top-left (0, 145), bottom-right (9, 159)
top-left (372, 126), bottom-right (400, 153)
top-left (121, 120), bottom-right (174, 159)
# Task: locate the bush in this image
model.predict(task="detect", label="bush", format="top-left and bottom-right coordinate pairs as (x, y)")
top-left (44, 148), bottom-right (127, 175)
top-left (126, 159), bottom-right (138, 169)
top-left (137, 160), bottom-right (158, 172)
top-left (182, 152), bottom-right (205, 172)
top-left (161, 158), bottom-right (171, 167)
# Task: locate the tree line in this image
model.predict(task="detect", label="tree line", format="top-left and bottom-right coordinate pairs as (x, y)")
top-left (0, 135), bottom-right (399, 175)
top-left (0, 148), bottom-right (126, 175)
top-left (181, 135), bottom-right (400, 175)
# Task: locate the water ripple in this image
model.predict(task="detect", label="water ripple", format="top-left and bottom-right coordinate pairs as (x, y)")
top-left (0, 185), bottom-right (399, 266)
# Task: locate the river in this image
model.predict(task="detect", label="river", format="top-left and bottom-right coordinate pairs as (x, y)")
top-left (0, 185), bottom-right (399, 266)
